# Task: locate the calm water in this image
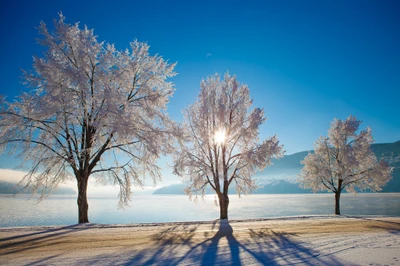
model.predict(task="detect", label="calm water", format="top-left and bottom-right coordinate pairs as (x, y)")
top-left (0, 193), bottom-right (399, 227)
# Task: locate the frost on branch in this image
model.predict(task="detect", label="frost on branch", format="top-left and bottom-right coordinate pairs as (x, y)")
top-left (298, 115), bottom-right (393, 214)
top-left (0, 13), bottom-right (177, 222)
top-left (173, 73), bottom-right (284, 219)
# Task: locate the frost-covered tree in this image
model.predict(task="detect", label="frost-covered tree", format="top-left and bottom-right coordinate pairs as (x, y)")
top-left (0, 14), bottom-right (177, 223)
top-left (298, 116), bottom-right (392, 215)
top-left (173, 73), bottom-right (284, 219)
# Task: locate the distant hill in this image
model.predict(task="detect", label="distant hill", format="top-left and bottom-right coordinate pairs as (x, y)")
top-left (255, 179), bottom-right (312, 194)
top-left (153, 140), bottom-right (400, 194)
top-left (0, 180), bottom-right (76, 195)
top-left (374, 141), bottom-right (400, 192)
top-left (371, 140), bottom-right (400, 156)
top-left (153, 184), bottom-right (190, 195)
top-left (153, 180), bottom-right (312, 195)
top-left (253, 151), bottom-right (308, 184)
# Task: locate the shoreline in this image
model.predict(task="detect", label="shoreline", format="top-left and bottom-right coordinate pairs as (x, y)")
top-left (1, 216), bottom-right (399, 265)
top-left (1, 214), bottom-right (398, 230)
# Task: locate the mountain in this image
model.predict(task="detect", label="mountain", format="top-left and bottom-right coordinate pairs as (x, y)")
top-left (255, 179), bottom-right (312, 194)
top-left (374, 141), bottom-right (400, 192)
top-left (254, 151), bottom-right (308, 185)
top-left (153, 140), bottom-right (400, 194)
top-left (153, 184), bottom-right (190, 195)
top-left (371, 140), bottom-right (400, 156)
top-left (0, 180), bottom-right (76, 195)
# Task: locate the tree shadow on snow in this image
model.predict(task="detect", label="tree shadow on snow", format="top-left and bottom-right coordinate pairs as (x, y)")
top-left (345, 216), bottom-right (400, 235)
top-left (119, 220), bottom-right (346, 266)
top-left (0, 224), bottom-right (90, 256)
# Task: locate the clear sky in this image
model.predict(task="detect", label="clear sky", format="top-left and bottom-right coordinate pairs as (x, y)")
top-left (0, 0), bottom-right (399, 164)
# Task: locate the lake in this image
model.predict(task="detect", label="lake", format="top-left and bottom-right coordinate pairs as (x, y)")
top-left (0, 193), bottom-right (399, 227)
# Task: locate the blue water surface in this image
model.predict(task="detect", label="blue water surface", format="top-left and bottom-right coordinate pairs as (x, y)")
top-left (0, 193), bottom-right (399, 227)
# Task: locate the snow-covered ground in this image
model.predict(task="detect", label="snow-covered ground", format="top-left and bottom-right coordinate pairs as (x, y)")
top-left (1, 216), bottom-right (399, 265)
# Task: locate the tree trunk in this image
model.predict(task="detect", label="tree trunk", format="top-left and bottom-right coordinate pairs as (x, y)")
top-left (218, 194), bottom-right (229, 219)
top-left (77, 178), bottom-right (89, 223)
top-left (335, 191), bottom-right (341, 215)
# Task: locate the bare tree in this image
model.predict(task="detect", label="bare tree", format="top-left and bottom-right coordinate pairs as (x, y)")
top-left (173, 73), bottom-right (284, 219)
top-left (298, 116), bottom-right (392, 215)
top-left (0, 14), bottom-right (177, 223)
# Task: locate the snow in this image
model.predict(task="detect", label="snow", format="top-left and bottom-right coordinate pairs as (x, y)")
top-left (1, 216), bottom-right (399, 265)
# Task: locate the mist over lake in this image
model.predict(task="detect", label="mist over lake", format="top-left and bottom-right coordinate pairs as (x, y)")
top-left (1, 193), bottom-right (399, 227)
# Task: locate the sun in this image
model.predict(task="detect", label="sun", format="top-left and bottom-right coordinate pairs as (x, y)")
top-left (214, 129), bottom-right (226, 145)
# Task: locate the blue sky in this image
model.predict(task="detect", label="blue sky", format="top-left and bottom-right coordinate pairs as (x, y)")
top-left (0, 0), bottom-right (399, 162)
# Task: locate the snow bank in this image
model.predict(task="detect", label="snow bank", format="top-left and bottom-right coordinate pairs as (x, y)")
top-left (1, 216), bottom-right (399, 265)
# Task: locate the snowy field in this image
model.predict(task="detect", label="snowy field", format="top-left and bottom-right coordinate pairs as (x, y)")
top-left (1, 216), bottom-right (399, 265)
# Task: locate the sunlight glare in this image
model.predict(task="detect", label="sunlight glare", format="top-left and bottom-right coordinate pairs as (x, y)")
top-left (214, 129), bottom-right (226, 145)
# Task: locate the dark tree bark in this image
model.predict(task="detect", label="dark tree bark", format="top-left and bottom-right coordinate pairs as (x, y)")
top-left (335, 191), bottom-right (341, 215)
top-left (218, 194), bottom-right (229, 219)
top-left (77, 178), bottom-right (89, 223)
top-left (334, 179), bottom-right (343, 215)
